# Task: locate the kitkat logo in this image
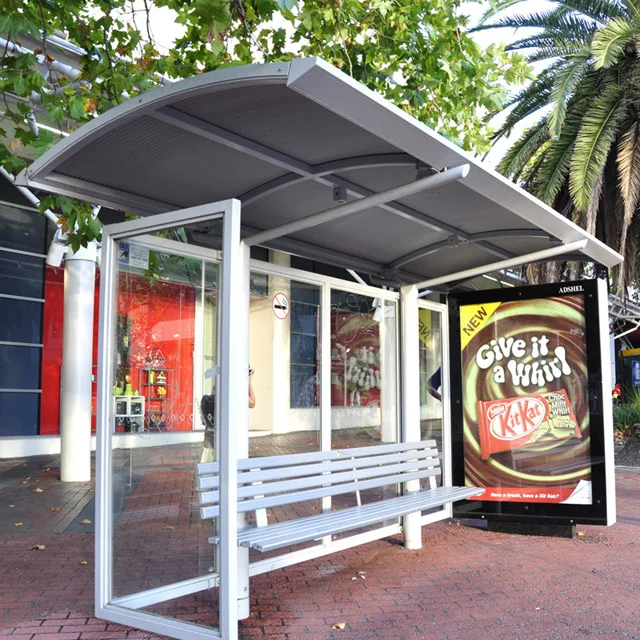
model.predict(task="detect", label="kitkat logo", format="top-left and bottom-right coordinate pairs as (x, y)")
top-left (488, 396), bottom-right (547, 441)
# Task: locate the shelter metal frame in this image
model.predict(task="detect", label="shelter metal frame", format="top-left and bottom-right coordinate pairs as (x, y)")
top-left (96, 199), bottom-right (245, 640)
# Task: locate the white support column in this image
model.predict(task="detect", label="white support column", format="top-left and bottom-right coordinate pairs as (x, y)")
top-left (60, 243), bottom-right (97, 482)
top-left (219, 200), bottom-right (247, 638)
top-left (400, 285), bottom-right (422, 549)
top-left (379, 301), bottom-right (397, 443)
top-left (598, 278), bottom-right (617, 526)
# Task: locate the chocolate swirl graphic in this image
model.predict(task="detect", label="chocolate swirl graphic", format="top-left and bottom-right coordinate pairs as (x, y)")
top-left (462, 295), bottom-right (590, 493)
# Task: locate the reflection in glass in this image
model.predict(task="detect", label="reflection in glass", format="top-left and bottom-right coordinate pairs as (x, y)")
top-left (419, 308), bottom-right (443, 448)
top-left (0, 251), bottom-right (45, 298)
top-left (330, 291), bottom-right (397, 449)
top-left (110, 239), bottom-right (220, 631)
top-left (419, 307), bottom-right (444, 496)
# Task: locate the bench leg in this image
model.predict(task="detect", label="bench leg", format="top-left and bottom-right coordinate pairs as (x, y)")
top-left (403, 510), bottom-right (422, 549)
top-left (238, 513), bottom-right (250, 619)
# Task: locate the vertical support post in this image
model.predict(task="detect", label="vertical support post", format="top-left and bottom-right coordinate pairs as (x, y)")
top-left (597, 278), bottom-right (617, 525)
top-left (400, 285), bottom-right (422, 549)
top-left (320, 282), bottom-right (332, 520)
top-left (219, 199), bottom-right (247, 639)
top-left (60, 244), bottom-right (97, 482)
top-left (379, 300), bottom-right (398, 443)
top-left (95, 233), bottom-right (116, 615)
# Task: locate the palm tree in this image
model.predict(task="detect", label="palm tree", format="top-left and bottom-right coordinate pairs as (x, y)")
top-left (475, 0), bottom-right (640, 291)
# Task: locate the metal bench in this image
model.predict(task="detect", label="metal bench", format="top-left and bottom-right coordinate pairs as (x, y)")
top-left (196, 439), bottom-right (484, 552)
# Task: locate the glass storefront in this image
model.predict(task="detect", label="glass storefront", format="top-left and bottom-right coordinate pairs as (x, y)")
top-left (0, 202), bottom-right (49, 437)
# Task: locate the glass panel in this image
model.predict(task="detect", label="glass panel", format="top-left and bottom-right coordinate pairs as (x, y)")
top-left (419, 307), bottom-right (443, 448)
top-left (249, 274), bottom-right (321, 455)
top-left (110, 237), bottom-right (220, 631)
top-left (0, 345), bottom-right (41, 388)
top-left (0, 298), bottom-right (43, 343)
top-left (0, 204), bottom-right (47, 253)
top-left (247, 272), bottom-right (321, 560)
top-left (329, 290), bottom-right (398, 538)
top-left (418, 306), bottom-right (445, 501)
top-left (0, 392), bottom-right (39, 436)
top-left (330, 291), bottom-right (397, 448)
top-left (0, 250), bottom-right (45, 298)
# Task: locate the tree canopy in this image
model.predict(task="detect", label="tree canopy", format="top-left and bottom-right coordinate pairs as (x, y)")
top-left (1, 0), bottom-right (528, 250)
top-left (477, 0), bottom-right (640, 291)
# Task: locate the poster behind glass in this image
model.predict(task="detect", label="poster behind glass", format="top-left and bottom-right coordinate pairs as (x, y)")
top-left (450, 279), bottom-right (612, 525)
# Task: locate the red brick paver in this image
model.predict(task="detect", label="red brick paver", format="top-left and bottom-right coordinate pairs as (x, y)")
top-left (1, 449), bottom-right (639, 640)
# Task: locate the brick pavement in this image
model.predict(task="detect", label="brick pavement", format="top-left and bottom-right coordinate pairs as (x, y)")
top-left (1, 445), bottom-right (639, 640)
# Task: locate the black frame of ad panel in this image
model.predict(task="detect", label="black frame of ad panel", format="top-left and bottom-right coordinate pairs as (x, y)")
top-left (449, 278), bottom-right (609, 525)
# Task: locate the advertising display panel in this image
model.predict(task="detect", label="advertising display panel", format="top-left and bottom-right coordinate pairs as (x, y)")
top-left (450, 278), bottom-right (615, 525)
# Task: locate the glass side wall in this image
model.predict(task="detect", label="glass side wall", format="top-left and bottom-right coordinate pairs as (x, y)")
top-left (330, 289), bottom-right (398, 537)
top-left (418, 305), bottom-right (445, 508)
top-left (247, 271), bottom-right (322, 561)
top-left (110, 238), bottom-right (221, 630)
top-left (248, 272), bottom-right (321, 456)
top-left (330, 290), bottom-right (398, 448)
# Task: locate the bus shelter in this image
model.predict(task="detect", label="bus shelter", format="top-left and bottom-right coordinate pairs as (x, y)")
top-left (19, 58), bottom-right (621, 640)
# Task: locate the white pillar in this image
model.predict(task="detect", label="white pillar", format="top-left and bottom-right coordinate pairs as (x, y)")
top-left (60, 243), bottom-right (97, 482)
top-left (379, 301), bottom-right (397, 443)
top-left (400, 285), bottom-right (422, 549)
top-left (236, 243), bottom-right (251, 621)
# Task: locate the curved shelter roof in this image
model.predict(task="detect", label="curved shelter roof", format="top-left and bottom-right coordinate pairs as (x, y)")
top-left (18, 57), bottom-right (622, 287)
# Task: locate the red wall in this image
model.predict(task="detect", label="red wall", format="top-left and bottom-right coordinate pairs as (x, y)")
top-left (40, 267), bottom-right (196, 434)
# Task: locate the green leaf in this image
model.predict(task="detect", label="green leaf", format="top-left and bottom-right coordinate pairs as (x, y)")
top-left (537, 114), bottom-right (581, 205)
top-left (591, 17), bottom-right (639, 69)
top-left (548, 53), bottom-right (590, 137)
top-left (570, 85), bottom-right (627, 211)
top-left (497, 116), bottom-right (550, 179)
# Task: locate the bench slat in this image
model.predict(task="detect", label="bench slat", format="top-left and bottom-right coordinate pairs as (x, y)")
top-left (199, 466), bottom-right (440, 519)
top-left (197, 447), bottom-right (440, 491)
top-left (196, 440), bottom-right (438, 478)
top-left (236, 486), bottom-right (484, 552)
top-left (200, 456), bottom-right (440, 506)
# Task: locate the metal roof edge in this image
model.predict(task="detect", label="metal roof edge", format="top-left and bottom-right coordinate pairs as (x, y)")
top-left (16, 61), bottom-right (291, 189)
top-left (286, 59), bottom-right (623, 269)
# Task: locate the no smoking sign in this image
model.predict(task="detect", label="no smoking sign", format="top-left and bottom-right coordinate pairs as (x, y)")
top-left (272, 292), bottom-right (290, 319)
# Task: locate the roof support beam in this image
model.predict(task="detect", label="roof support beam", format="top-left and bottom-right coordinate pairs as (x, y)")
top-left (239, 153), bottom-right (415, 206)
top-left (21, 173), bottom-right (176, 216)
top-left (244, 164), bottom-right (470, 247)
top-left (151, 107), bottom-right (512, 257)
top-left (389, 229), bottom-right (552, 270)
top-left (191, 226), bottom-right (420, 284)
top-left (414, 239), bottom-right (588, 291)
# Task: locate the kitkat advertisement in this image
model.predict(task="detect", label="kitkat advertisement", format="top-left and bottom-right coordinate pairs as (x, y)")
top-left (459, 289), bottom-right (592, 506)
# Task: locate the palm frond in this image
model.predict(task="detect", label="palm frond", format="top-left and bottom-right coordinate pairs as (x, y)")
top-left (476, 0), bottom-right (533, 26)
top-left (549, 54), bottom-right (591, 137)
top-left (569, 85), bottom-right (628, 210)
top-left (585, 165), bottom-right (606, 234)
top-left (536, 116), bottom-right (582, 204)
top-left (506, 34), bottom-right (593, 56)
top-left (471, 8), bottom-right (597, 33)
top-left (561, 0), bottom-right (628, 21)
top-left (494, 70), bottom-right (558, 139)
top-left (622, 0), bottom-right (640, 21)
top-left (616, 120), bottom-right (640, 279)
top-left (591, 17), bottom-right (640, 68)
top-left (497, 117), bottom-right (551, 179)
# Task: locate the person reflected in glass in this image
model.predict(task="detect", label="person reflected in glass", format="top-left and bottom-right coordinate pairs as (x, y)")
top-left (201, 366), bottom-right (255, 463)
